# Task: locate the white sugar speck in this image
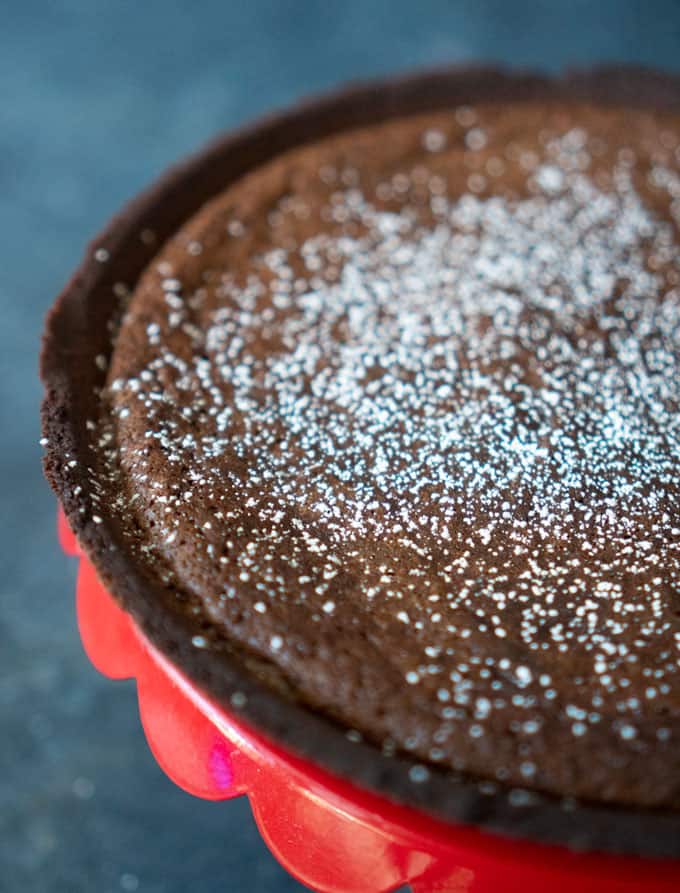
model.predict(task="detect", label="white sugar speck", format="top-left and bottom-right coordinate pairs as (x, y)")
top-left (409, 764), bottom-right (430, 783)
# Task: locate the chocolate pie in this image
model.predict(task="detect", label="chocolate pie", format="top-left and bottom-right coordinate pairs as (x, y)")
top-left (41, 66), bottom-right (680, 856)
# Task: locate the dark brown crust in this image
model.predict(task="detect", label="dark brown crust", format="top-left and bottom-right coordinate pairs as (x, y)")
top-left (41, 64), bottom-right (680, 858)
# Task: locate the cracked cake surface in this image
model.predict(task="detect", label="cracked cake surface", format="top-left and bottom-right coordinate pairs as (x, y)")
top-left (41, 67), bottom-right (680, 856)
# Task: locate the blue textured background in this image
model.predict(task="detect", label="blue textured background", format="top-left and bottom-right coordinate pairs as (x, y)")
top-left (2, 2), bottom-right (679, 891)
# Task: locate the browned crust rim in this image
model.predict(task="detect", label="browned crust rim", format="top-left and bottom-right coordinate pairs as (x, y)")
top-left (41, 64), bottom-right (680, 858)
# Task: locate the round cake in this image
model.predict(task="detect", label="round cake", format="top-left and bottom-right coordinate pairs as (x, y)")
top-left (41, 66), bottom-right (680, 857)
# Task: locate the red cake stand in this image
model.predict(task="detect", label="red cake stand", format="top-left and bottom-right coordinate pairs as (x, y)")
top-left (59, 507), bottom-right (680, 892)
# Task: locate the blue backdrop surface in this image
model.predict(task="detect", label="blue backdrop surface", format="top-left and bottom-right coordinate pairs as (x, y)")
top-left (2, 2), bottom-right (679, 891)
